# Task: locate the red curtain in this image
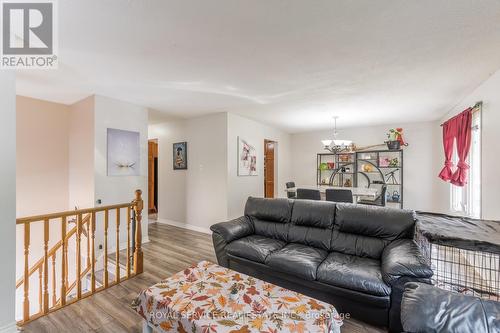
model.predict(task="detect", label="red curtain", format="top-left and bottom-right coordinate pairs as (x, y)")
top-left (451, 109), bottom-right (473, 186)
top-left (438, 119), bottom-right (456, 182)
top-left (438, 107), bottom-right (473, 186)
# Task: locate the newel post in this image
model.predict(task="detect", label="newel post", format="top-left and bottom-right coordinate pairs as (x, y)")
top-left (133, 189), bottom-right (144, 274)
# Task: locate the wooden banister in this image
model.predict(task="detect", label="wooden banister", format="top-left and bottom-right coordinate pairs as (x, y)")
top-left (15, 214), bottom-right (91, 289)
top-left (133, 190), bottom-right (144, 274)
top-left (16, 190), bottom-right (144, 325)
top-left (16, 203), bottom-right (133, 224)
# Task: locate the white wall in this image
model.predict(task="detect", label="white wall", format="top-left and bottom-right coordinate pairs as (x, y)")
top-left (0, 73), bottom-right (17, 332)
top-left (68, 96), bottom-right (95, 209)
top-left (291, 121), bottom-right (439, 212)
top-left (433, 70), bottom-right (500, 220)
top-left (148, 120), bottom-right (187, 223)
top-left (94, 95), bottom-right (149, 244)
top-left (16, 96), bottom-right (70, 216)
top-left (185, 113), bottom-right (228, 229)
top-left (226, 113), bottom-right (292, 219)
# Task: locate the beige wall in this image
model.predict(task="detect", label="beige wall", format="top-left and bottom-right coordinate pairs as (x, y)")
top-left (16, 96), bottom-right (71, 217)
top-left (68, 96), bottom-right (95, 209)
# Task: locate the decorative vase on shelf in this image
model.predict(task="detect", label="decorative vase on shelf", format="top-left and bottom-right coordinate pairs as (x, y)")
top-left (386, 140), bottom-right (401, 150)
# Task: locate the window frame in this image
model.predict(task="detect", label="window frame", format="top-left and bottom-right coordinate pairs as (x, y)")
top-left (449, 108), bottom-right (481, 218)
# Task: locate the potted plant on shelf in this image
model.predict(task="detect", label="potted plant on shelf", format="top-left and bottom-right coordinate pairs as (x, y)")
top-left (386, 128), bottom-right (408, 150)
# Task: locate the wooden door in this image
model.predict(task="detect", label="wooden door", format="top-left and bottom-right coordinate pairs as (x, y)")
top-left (264, 140), bottom-right (275, 198)
top-left (148, 140), bottom-right (158, 213)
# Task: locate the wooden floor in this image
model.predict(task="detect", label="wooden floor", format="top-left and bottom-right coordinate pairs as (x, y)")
top-left (23, 223), bottom-right (386, 333)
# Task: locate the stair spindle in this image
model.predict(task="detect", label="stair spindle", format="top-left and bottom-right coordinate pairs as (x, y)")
top-left (51, 253), bottom-right (56, 306)
top-left (126, 206), bottom-right (131, 278)
top-left (76, 214), bottom-right (82, 299)
top-left (23, 223), bottom-right (30, 321)
top-left (61, 216), bottom-right (67, 306)
top-left (91, 212), bottom-right (96, 292)
top-left (104, 209), bottom-right (109, 288)
top-left (43, 219), bottom-right (49, 314)
top-left (38, 267), bottom-right (42, 314)
top-left (115, 208), bottom-right (120, 283)
top-left (86, 215), bottom-right (90, 268)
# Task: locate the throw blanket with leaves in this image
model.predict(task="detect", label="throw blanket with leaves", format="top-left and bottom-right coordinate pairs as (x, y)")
top-left (132, 261), bottom-right (342, 333)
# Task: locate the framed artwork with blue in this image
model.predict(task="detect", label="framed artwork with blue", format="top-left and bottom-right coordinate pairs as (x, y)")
top-left (173, 142), bottom-right (187, 170)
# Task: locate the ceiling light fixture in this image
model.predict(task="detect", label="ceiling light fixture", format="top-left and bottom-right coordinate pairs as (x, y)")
top-left (322, 116), bottom-right (353, 153)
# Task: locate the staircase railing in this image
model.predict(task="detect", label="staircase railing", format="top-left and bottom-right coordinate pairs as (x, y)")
top-left (15, 190), bottom-right (144, 325)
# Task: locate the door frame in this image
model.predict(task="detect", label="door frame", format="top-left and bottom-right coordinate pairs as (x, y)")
top-left (148, 139), bottom-right (158, 215)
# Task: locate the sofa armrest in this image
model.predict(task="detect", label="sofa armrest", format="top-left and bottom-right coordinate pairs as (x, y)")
top-left (401, 282), bottom-right (500, 333)
top-left (210, 216), bottom-right (254, 243)
top-left (382, 239), bottom-right (433, 285)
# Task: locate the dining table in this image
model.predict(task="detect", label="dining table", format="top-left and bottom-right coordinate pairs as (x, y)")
top-left (285, 185), bottom-right (379, 199)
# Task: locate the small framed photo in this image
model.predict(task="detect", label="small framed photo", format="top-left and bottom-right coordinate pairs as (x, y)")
top-left (173, 142), bottom-right (187, 170)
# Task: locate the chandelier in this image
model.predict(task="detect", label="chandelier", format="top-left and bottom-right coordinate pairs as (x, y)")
top-left (321, 116), bottom-right (353, 153)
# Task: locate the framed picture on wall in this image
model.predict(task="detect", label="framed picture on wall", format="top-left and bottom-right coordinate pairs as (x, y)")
top-left (173, 142), bottom-right (187, 170)
top-left (107, 128), bottom-right (140, 176)
top-left (238, 137), bottom-right (257, 176)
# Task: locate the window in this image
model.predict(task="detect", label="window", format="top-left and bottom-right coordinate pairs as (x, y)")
top-left (450, 110), bottom-right (481, 218)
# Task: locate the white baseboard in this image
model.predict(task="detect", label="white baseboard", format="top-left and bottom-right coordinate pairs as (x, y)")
top-left (0, 321), bottom-right (17, 333)
top-left (155, 218), bottom-right (211, 234)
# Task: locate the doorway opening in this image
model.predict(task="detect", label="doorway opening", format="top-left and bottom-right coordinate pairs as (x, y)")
top-left (148, 139), bottom-right (158, 218)
top-left (264, 140), bottom-right (276, 198)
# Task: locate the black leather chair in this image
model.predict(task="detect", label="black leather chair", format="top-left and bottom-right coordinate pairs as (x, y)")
top-left (296, 188), bottom-right (321, 200)
top-left (325, 189), bottom-right (353, 203)
top-left (211, 197), bottom-right (433, 332)
top-left (358, 185), bottom-right (387, 206)
top-left (401, 282), bottom-right (500, 332)
top-left (285, 182), bottom-right (296, 199)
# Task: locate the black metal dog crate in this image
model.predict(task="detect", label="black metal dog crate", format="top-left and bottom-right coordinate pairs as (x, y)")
top-left (416, 213), bottom-right (500, 301)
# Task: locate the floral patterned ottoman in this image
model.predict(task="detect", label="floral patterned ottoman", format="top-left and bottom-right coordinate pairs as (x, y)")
top-left (132, 261), bottom-right (343, 333)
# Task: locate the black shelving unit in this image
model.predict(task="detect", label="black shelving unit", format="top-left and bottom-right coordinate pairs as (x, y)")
top-left (316, 149), bottom-right (404, 208)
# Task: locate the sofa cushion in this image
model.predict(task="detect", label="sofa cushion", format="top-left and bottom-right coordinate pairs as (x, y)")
top-left (291, 200), bottom-right (335, 228)
top-left (245, 197), bottom-right (292, 223)
top-left (317, 252), bottom-right (391, 297)
top-left (335, 204), bottom-right (416, 240)
top-left (288, 225), bottom-right (333, 250)
top-left (330, 230), bottom-right (389, 259)
top-left (266, 243), bottom-right (328, 280)
top-left (226, 235), bottom-right (285, 263)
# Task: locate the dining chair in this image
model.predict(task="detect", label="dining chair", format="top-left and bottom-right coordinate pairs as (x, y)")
top-left (296, 188), bottom-right (321, 200)
top-left (358, 185), bottom-right (387, 206)
top-left (325, 189), bottom-right (353, 203)
top-left (286, 182), bottom-right (296, 199)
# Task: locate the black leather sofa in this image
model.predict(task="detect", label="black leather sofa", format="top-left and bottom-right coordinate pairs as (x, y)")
top-left (401, 282), bottom-right (500, 332)
top-left (210, 197), bottom-right (433, 332)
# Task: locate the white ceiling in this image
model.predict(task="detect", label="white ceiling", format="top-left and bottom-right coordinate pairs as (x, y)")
top-left (16, 0), bottom-right (500, 132)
